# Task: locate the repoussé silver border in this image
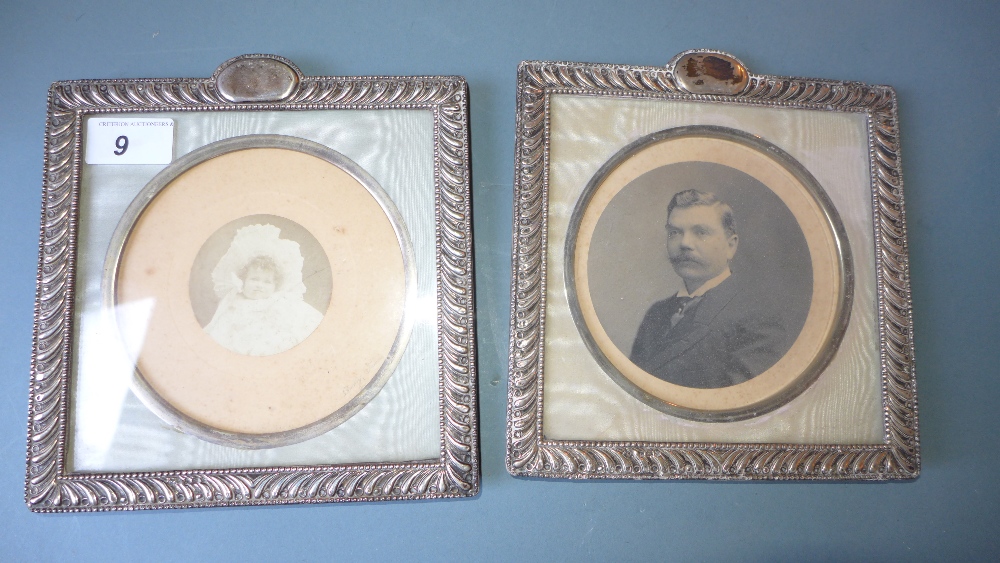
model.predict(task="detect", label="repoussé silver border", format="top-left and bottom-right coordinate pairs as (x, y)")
top-left (507, 52), bottom-right (919, 480)
top-left (102, 134), bottom-right (418, 450)
top-left (27, 54), bottom-right (479, 510)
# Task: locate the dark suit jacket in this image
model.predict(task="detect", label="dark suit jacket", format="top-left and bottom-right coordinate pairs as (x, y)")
top-left (629, 275), bottom-right (788, 389)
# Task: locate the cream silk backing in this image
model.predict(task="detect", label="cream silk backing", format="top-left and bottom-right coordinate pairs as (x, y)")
top-left (542, 95), bottom-right (884, 444)
top-left (72, 110), bottom-right (439, 471)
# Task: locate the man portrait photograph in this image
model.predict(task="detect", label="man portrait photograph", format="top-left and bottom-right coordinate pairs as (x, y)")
top-left (628, 189), bottom-right (790, 389)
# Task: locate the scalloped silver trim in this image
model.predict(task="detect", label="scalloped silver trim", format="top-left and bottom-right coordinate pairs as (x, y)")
top-left (27, 56), bottom-right (478, 511)
top-left (506, 55), bottom-right (918, 480)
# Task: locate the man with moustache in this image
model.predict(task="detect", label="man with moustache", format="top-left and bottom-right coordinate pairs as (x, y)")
top-left (629, 189), bottom-right (788, 389)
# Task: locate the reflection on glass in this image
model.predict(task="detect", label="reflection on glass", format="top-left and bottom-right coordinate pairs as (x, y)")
top-left (73, 298), bottom-right (155, 469)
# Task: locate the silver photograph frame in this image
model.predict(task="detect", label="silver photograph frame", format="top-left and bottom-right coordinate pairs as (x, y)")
top-left (506, 50), bottom-right (919, 480)
top-left (27, 54), bottom-right (479, 510)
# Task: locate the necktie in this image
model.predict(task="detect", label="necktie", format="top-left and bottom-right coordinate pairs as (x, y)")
top-left (669, 296), bottom-right (701, 328)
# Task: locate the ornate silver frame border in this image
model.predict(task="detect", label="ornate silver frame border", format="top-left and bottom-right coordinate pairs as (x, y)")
top-left (27, 54), bottom-right (479, 511)
top-left (506, 51), bottom-right (919, 480)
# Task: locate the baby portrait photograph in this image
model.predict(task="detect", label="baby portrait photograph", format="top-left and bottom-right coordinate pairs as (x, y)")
top-left (189, 214), bottom-right (333, 357)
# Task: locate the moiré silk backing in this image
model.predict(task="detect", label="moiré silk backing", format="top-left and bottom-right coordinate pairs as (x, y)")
top-left (542, 95), bottom-right (882, 444)
top-left (72, 110), bottom-right (439, 471)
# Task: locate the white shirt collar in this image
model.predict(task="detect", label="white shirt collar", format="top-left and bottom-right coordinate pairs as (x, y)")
top-left (676, 268), bottom-right (731, 298)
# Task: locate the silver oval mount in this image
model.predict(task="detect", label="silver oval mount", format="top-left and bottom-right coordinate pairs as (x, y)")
top-left (668, 49), bottom-right (750, 96)
top-left (213, 54), bottom-right (302, 103)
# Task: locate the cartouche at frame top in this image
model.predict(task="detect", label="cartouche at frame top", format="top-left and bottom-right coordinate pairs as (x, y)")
top-left (507, 50), bottom-right (918, 480)
top-left (27, 54), bottom-right (478, 511)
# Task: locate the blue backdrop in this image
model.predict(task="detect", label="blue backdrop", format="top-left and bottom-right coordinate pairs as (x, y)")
top-left (1, 1), bottom-right (997, 560)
